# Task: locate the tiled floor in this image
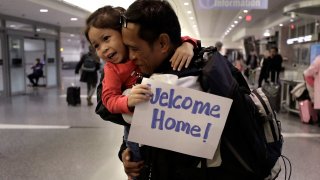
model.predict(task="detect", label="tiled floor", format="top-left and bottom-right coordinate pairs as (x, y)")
top-left (0, 70), bottom-right (320, 180)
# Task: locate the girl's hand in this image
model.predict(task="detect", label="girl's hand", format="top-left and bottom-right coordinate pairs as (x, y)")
top-left (170, 42), bottom-right (194, 71)
top-left (127, 84), bottom-right (152, 108)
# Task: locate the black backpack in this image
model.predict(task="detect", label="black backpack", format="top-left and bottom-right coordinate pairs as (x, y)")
top-left (82, 54), bottom-right (97, 72)
top-left (199, 46), bottom-right (285, 179)
top-left (95, 70), bottom-right (130, 126)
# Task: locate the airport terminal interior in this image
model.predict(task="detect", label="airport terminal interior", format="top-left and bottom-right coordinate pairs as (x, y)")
top-left (1, 0), bottom-right (320, 179)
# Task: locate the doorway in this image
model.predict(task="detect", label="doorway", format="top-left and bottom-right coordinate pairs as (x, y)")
top-left (24, 38), bottom-right (45, 87)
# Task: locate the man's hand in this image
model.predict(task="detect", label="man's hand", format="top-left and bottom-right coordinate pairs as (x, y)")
top-left (122, 148), bottom-right (144, 179)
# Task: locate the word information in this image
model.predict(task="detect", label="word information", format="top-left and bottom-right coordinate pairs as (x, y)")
top-left (129, 78), bottom-right (232, 159)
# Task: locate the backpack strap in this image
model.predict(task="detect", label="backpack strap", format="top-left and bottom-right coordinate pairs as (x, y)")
top-left (251, 89), bottom-right (278, 142)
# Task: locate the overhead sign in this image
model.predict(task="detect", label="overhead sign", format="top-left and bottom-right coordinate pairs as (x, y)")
top-left (128, 78), bottom-right (233, 159)
top-left (199, 0), bottom-right (268, 9)
top-left (287, 35), bottom-right (315, 45)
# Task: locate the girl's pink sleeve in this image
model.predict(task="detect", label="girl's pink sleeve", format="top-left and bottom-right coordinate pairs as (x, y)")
top-left (101, 64), bottom-right (131, 114)
top-left (181, 36), bottom-right (198, 49)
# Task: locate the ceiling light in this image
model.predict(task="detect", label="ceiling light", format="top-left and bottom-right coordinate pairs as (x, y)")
top-left (36, 28), bottom-right (41, 32)
top-left (184, 2), bottom-right (189, 5)
top-left (189, 17), bottom-right (194, 20)
top-left (279, 24), bottom-right (283, 27)
top-left (231, 24), bottom-right (235, 27)
top-left (193, 25), bottom-right (197, 27)
top-left (60, 48), bottom-right (64, 52)
top-left (228, 28), bottom-right (232, 31)
top-left (9, 25), bottom-right (16, 28)
top-left (70, 34), bottom-right (75, 37)
top-left (40, 9), bottom-right (48, 13)
top-left (290, 19), bottom-right (294, 22)
top-left (243, 10), bottom-right (248, 13)
top-left (239, 16), bottom-right (243, 19)
top-left (70, 17), bottom-right (78, 21)
top-left (187, 11), bottom-right (192, 14)
top-left (234, 21), bottom-right (238, 24)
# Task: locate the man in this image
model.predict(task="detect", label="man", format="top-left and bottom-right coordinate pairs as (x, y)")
top-left (215, 41), bottom-right (223, 55)
top-left (119, 1), bottom-right (257, 179)
top-left (245, 50), bottom-right (258, 85)
top-left (269, 47), bottom-right (283, 83)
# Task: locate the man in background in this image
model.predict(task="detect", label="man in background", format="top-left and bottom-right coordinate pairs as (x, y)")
top-left (269, 47), bottom-right (283, 83)
top-left (215, 41), bottom-right (223, 55)
top-left (27, 58), bottom-right (43, 87)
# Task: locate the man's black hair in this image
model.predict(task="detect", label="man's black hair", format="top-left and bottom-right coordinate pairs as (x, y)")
top-left (125, 0), bottom-right (182, 47)
top-left (270, 47), bottom-right (278, 52)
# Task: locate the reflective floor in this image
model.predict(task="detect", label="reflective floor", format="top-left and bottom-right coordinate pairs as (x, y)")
top-left (0, 70), bottom-right (320, 180)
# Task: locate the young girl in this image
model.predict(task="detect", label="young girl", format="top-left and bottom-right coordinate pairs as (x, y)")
top-left (85, 6), bottom-right (197, 163)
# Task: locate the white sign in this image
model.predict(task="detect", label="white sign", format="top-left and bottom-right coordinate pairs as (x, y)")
top-left (199, 0), bottom-right (268, 10)
top-left (287, 35), bottom-right (313, 45)
top-left (128, 78), bottom-right (233, 159)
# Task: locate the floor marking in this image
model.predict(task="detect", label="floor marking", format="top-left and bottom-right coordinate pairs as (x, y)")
top-left (282, 132), bottom-right (320, 138)
top-left (60, 94), bottom-right (97, 98)
top-left (0, 124), bottom-right (70, 129)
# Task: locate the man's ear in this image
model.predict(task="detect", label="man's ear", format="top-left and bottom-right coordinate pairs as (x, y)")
top-left (158, 33), bottom-right (170, 53)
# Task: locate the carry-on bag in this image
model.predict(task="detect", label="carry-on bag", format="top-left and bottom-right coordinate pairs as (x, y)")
top-left (262, 72), bottom-right (281, 112)
top-left (66, 76), bottom-right (81, 106)
top-left (299, 99), bottom-right (318, 124)
top-left (66, 86), bottom-right (81, 106)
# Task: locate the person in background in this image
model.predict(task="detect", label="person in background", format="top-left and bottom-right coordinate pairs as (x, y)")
top-left (304, 55), bottom-right (320, 126)
top-left (234, 52), bottom-right (244, 73)
top-left (215, 41), bottom-right (223, 55)
top-left (269, 47), bottom-right (283, 83)
top-left (258, 50), bottom-right (271, 87)
top-left (245, 50), bottom-right (258, 85)
top-left (27, 58), bottom-right (43, 87)
top-left (75, 46), bottom-right (100, 106)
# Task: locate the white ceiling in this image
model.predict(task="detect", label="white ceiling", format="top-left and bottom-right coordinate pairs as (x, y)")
top-left (0, 0), bottom-right (315, 47)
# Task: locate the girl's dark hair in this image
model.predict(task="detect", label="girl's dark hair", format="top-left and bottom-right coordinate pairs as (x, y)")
top-left (84, 6), bottom-right (125, 42)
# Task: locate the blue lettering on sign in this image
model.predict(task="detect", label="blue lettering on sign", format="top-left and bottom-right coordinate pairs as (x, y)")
top-left (151, 108), bottom-right (213, 142)
top-left (150, 88), bottom-right (221, 119)
top-left (198, 0), bottom-right (268, 10)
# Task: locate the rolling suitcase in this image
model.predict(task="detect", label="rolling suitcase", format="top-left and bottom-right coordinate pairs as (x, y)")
top-left (262, 72), bottom-right (281, 112)
top-left (66, 86), bottom-right (81, 106)
top-left (299, 100), bottom-right (318, 124)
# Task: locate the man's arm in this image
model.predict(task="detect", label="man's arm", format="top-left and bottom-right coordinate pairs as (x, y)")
top-left (119, 139), bottom-right (144, 179)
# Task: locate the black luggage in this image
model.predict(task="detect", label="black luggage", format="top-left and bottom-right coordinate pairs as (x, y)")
top-left (66, 86), bottom-right (81, 106)
top-left (262, 72), bottom-right (281, 112)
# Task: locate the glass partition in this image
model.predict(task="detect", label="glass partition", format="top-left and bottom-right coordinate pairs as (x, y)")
top-left (9, 36), bottom-right (25, 94)
top-left (46, 40), bottom-right (57, 86)
top-left (0, 36), bottom-right (3, 93)
top-left (6, 21), bottom-right (33, 32)
top-left (36, 26), bottom-right (58, 36)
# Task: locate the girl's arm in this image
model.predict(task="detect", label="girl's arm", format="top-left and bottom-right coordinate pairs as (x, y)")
top-left (102, 63), bottom-right (132, 114)
top-left (170, 36), bottom-right (198, 71)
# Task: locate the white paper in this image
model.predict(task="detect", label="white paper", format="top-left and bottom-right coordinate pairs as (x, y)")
top-left (128, 78), bottom-right (232, 159)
